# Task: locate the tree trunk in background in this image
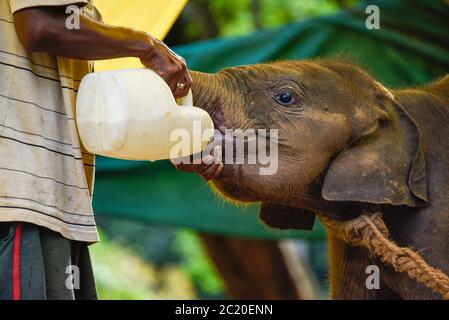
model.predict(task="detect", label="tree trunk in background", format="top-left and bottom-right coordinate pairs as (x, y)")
top-left (199, 234), bottom-right (317, 299)
top-left (251, 0), bottom-right (262, 30)
top-left (190, 0), bottom-right (220, 39)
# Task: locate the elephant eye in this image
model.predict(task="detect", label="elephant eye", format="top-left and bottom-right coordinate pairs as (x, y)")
top-left (274, 91), bottom-right (296, 106)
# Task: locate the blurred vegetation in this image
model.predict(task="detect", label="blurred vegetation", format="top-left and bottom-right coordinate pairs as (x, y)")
top-left (172, 231), bottom-right (225, 297)
top-left (93, 218), bottom-right (226, 299)
top-left (91, 229), bottom-right (197, 299)
top-left (93, 0), bottom-right (358, 300)
top-left (166, 0), bottom-right (358, 45)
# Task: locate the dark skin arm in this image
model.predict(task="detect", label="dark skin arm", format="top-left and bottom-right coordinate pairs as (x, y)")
top-left (13, 6), bottom-right (191, 98)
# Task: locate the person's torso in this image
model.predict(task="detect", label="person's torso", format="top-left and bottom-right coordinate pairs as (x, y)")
top-left (0, 0), bottom-right (99, 242)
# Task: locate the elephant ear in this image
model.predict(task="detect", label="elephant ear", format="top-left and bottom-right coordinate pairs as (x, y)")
top-left (260, 203), bottom-right (316, 230)
top-left (322, 98), bottom-right (427, 207)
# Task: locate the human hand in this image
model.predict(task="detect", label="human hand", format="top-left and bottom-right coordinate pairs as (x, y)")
top-left (140, 34), bottom-right (192, 99)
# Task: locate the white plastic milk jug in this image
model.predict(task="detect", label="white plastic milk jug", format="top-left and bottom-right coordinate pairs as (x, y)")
top-left (76, 68), bottom-right (214, 161)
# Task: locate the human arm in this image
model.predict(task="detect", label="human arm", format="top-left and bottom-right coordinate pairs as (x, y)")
top-left (13, 5), bottom-right (191, 97)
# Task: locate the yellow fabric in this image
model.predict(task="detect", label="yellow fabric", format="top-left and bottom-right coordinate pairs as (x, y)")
top-left (94, 0), bottom-right (189, 71)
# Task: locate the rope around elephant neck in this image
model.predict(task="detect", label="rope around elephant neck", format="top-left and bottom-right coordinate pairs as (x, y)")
top-left (317, 212), bottom-right (449, 300)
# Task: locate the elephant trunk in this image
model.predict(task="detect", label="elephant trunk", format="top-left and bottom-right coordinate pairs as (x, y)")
top-left (189, 70), bottom-right (225, 114)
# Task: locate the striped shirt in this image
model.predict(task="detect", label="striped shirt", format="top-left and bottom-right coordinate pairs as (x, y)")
top-left (0, 0), bottom-right (99, 242)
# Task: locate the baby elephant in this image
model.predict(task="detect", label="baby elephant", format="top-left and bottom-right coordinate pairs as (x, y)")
top-left (176, 60), bottom-right (449, 299)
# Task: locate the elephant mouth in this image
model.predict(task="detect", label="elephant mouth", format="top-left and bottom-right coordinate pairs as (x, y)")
top-left (201, 108), bottom-right (274, 177)
top-left (206, 125), bottom-right (233, 161)
top-left (207, 111), bottom-right (234, 156)
top-left (206, 126), bottom-right (262, 167)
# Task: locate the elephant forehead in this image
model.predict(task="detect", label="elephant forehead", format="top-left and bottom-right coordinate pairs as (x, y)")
top-left (220, 63), bottom-right (305, 84)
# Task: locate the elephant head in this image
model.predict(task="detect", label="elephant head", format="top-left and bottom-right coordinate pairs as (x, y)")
top-left (184, 61), bottom-right (427, 229)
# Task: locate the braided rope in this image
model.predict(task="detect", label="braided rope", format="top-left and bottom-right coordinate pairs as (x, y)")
top-left (317, 212), bottom-right (449, 300)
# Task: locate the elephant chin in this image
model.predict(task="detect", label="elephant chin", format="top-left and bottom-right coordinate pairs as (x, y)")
top-left (210, 172), bottom-right (261, 203)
